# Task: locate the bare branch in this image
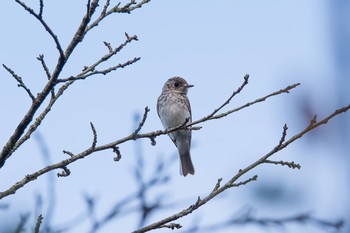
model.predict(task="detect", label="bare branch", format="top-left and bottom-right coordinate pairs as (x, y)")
top-left (112, 0), bottom-right (151, 14)
top-left (83, 57), bottom-right (141, 78)
top-left (57, 34), bottom-right (139, 83)
top-left (1, 82), bottom-right (348, 209)
top-left (0, 0), bottom-right (69, 167)
top-left (34, 214), bottom-right (43, 233)
top-left (90, 122), bottom-right (97, 149)
top-left (2, 64), bottom-right (35, 101)
top-left (103, 41), bottom-right (113, 53)
top-left (37, 54), bottom-right (55, 98)
top-left (207, 74), bottom-right (249, 119)
top-left (0, 81), bottom-right (303, 199)
top-left (264, 160), bottom-right (301, 169)
top-left (38, 0), bottom-right (43, 18)
top-left (190, 83), bottom-right (301, 126)
top-left (132, 105), bottom-right (350, 233)
top-left (275, 124), bottom-right (288, 149)
top-left (0, 1), bottom-right (140, 168)
top-left (102, 0), bottom-right (111, 16)
top-left (15, 0), bottom-right (64, 57)
top-left (133, 107), bottom-right (150, 139)
top-left (211, 178), bottom-right (223, 193)
top-left (37, 54), bottom-right (51, 79)
top-left (64, 0), bottom-right (99, 59)
top-left (86, 0), bottom-right (151, 32)
top-left (230, 175), bottom-right (258, 188)
top-left (63, 150), bottom-right (74, 157)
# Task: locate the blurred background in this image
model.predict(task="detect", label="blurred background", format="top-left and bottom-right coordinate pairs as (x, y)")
top-left (0, 0), bottom-right (349, 232)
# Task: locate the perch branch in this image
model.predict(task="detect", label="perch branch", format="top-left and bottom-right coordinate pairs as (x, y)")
top-left (0, 80), bottom-right (302, 199)
top-left (2, 82), bottom-right (348, 203)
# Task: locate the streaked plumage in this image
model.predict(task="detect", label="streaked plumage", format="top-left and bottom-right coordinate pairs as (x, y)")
top-left (157, 77), bottom-right (195, 176)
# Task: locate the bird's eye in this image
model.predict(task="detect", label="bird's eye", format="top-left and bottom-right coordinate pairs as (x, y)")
top-left (174, 81), bottom-right (180, 88)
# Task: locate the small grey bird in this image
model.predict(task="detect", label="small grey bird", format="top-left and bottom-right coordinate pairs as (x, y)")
top-left (157, 77), bottom-right (195, 176)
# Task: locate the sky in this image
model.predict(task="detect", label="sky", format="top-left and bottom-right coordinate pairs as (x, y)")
top-left (0, 0), bottom-right (349, 233)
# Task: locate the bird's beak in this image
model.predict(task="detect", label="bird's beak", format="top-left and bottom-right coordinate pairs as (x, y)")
top-left (186, 84), bottom-right (194, 88)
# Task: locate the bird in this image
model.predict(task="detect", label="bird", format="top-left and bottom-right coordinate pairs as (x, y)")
top-left (157, 77), bottom-right (195, 176)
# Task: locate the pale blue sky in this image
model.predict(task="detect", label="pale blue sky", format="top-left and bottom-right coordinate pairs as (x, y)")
top-left (0, 1), bottom-right (349, 233)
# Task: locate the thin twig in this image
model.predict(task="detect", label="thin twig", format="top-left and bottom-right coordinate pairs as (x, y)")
top-left (90, 122), bottom-right (97, 149)
top-left (38, 0), bottom-right (43, 18)
top-left (229, 175), bottom-right (258, 188)
top-left (264, 160), bottom-right (301, 169)
top-left (37, 54), bottom-right (51, 79)
top-left (34, 214), bottom-right (43, 233)
top-left (103, 41), bottom-right (113, 53)
top-left (37, 54), bottom-right (55, 98)
top-left (85, 0), bottom-right (151, 32)
top-left (112, 0), bottom-right (151, 14)
top-left (2, 64), bottom-right (35, 101)
top-left (57, 35), bottom-right (139, 83)
top-left (15, 0), bottom-right (64, 57)
top-left (211, 178), bottom-right (223, 193)
top-left (207, 74), bottom-right (249, 119)
top-left (133, 107), bottom-right (150, 139)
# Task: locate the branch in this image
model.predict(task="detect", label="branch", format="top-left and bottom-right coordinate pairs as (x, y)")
top-left (133, 107), bottom-right (150, 139)
top-left (85, 0), bottom-right (151, 32)
top-left (64, 0), bottom-right (99, 59)
top-left (0, 80), bottom-right (303, 199)
top-left (264, 160), bottom-right (301, 169)
top-left (207, 74), bottom-right (249, 119)
top-left (15, 0), bottom-right (64, 57)
top-left (38, 0), bottom-right (44, 18)
top-left (57, 34), bottom-right (139, 83)
top-left (132, 105), bottom-right (350, 233)
top-left (0, 0), bottom-right (70, 167)
top-left (37, 54), bottom-right (52, 79)
top-left (3, 64), bottom-right (35, 101)
top-left (90, 122), bottom-right (97, 149)
top-left (0, 1), bottom-right (140, 168)
top-left (34, 214), bottom-right (43, 233)
top-left (37, 54), bottom-right (55, 98)
top-left (58, 57), bottom-right (141, 82)
top-left (112, 0), bottom-right (151, 14)
top-left (189, 83), bottom-right (301, 126)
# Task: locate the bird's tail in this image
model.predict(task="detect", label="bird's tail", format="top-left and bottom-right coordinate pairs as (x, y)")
top-left (180, 151), bottom-right (195, 176)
